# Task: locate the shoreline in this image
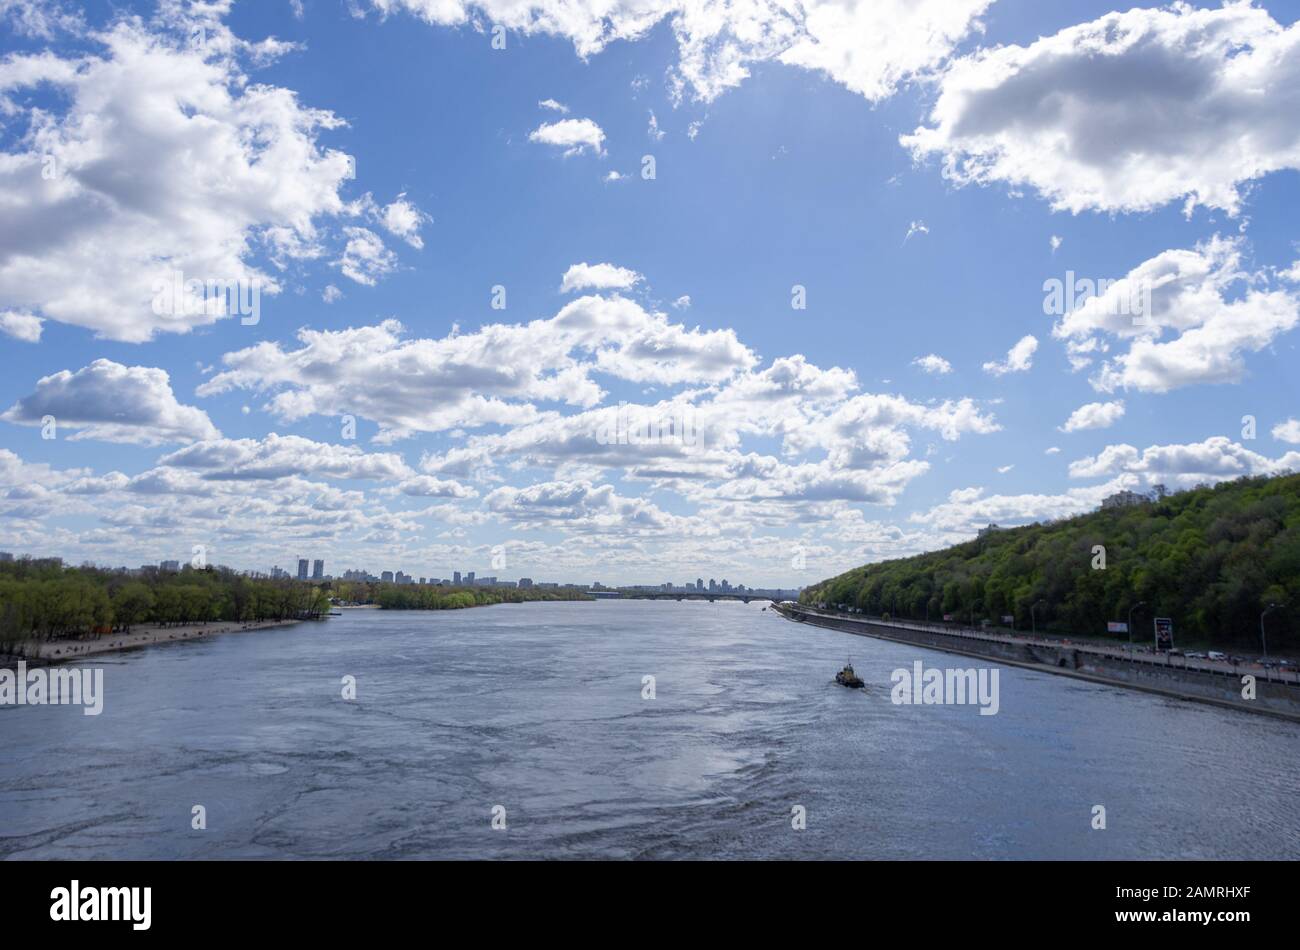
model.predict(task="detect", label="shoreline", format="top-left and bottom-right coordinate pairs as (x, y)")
top-left (1, 618), bottom-right (306, 667)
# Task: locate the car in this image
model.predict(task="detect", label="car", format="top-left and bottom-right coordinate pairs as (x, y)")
top-left (1207, 651), bottom-right (1226, 661)
top-left (1185, 651), bottom-right (1206, 659)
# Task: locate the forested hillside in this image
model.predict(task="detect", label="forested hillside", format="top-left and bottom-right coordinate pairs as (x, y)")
top-left (801, 474), bottom-right (1300, 652)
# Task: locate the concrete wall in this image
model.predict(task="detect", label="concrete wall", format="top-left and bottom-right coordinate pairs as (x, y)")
top-left (777, 604), bottom-right (1300, 721)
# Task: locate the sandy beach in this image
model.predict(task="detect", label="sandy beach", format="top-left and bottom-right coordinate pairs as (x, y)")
top-left (2, 618), bottom-right (306, 666)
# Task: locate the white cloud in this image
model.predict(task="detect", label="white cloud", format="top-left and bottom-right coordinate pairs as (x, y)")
top-left (912, 353), bottom-right (952, 375)
top-left (322, 284), bottom-right (343, 304)
top-left (1053, 237), bottom-right (1300, 393)
top-left (982, 335), bottom-right (1037, 376)
top-left (647, 110), bottom-right (665, 141)
top-left (379, 193), bottom-right (431, 249)
top-left (159, 434), bottom-right (414, 481)
top-left (912, 480), bottom-right (1130, 535)
top-left (336, 227), bottom-right (398, 286)
top-left (1, 360), bottom-right (220, 445)
top-left (1068, 436), bottom-right (1300, 487)
top-left (197, 289), bottom-right (757, 437)
top-left (0, 15), bottom-right (355, 341)
top-left (390, 475), bottom-right (477, 499)
top-left (1045, 446), bottom-right (1060, 455)
top-left (560, 262), bottom-right (642, 293)
top-left (538, 98), bottom-right (568, 113)
top-left (903, 3), bottom-right (1300, 216)
top-left (0, 310), bottom-right (43, 342)
top-left (1059, 400), bottom-right (1125, 433)
top-left (528, 117), bottom-right (606, 157)
top-left (367, 0), bottom-right (991, 104)
top-left (903, 220), bottom-right (929, 244)
top-left (1272, 419), bottom-right (1300, 444)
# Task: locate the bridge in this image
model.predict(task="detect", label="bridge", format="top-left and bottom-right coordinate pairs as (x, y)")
top-left (612, 591), bottom-right (783, 605)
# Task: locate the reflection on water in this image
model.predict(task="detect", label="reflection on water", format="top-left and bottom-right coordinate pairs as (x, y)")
top-left (2, 600), bottom-right (1297, 859)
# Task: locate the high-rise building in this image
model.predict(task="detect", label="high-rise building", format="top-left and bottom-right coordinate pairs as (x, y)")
top-left (453, 571), bottom-right (461, 585)
top-left (297, 558), bottom-right (309, 581)
top-left (381, 570), bottom-right (394, 583)
top-left (518, 577), bottom-right (533, 588)
top-left (466, 571), bottom-right (475, 585)
top-left (312, 559), bottom-right (324, 580)
top-left (0, 551), bottom-right (13, 562)
top-left (696, 578), bottom-right (704, 590)
top-left (160, 560), bottom-right (180, 572)
top-left (709, 578), bottom-right (717, 591)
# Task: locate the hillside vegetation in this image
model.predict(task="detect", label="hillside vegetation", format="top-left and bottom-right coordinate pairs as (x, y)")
top-left (800, 474), bottom-right (1300, 652)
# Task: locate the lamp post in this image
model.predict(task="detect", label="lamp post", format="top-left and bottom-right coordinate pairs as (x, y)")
top-left (1031, 600), bottom-right (1046, 638)
top-left (1128, 601), bottom-right (1146, 660)
top-left (1261, 603), bottom-right (1285, 664)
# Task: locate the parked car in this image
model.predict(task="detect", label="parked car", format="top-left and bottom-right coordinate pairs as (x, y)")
top-left (1207, 651), bottom-right (1227, 661)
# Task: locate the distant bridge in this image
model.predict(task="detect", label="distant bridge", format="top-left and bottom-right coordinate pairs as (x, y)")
top-left (611, 592), bottom-right (782, 605)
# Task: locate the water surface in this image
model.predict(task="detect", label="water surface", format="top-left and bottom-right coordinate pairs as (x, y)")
top-left (2, 601), bottom-right (1297, 859)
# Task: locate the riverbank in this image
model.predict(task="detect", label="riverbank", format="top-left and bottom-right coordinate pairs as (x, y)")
top-left (1, 618), bottom-right (305, 667)
top-left (776, 603), bottom-right (1300, 722)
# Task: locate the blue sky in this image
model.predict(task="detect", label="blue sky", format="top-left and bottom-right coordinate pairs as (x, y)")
top-left (2, 0), bottom-right (1299, 586)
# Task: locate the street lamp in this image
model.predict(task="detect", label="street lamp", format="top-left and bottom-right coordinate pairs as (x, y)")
top-left (1031, 600), bottom-right (1046, 637)
top-left (1261, 603), bottom-right (1285, 663)
top-left (1128, 601), bottom-right (1146, 660)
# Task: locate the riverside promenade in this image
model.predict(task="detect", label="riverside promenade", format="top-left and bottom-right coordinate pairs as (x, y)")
top-left (775, 602), bottom-right (1300, 721)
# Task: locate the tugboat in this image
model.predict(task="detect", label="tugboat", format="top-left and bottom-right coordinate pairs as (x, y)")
top-left (835, 660), bottom-right (864, 689)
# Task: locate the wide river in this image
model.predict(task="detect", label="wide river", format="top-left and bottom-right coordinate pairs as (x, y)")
top-left (2, 600), bottom-right (1298, 859)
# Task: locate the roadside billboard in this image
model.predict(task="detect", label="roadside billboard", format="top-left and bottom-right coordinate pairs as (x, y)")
top-left (1107, 621), bottom-right (1128, 634)
top-left (1154, 617), bottom-right (1174, 652)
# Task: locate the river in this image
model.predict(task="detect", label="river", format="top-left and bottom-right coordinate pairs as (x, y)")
top-left (2, 600), bottom-right (1297, 859)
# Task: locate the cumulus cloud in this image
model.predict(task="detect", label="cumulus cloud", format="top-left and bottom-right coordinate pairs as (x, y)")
top-left (912, 353), bottom-right (952, 375)
top-left (903, 3), bottom-right (1300, 215)
top-left (366, 0), bottom-right (991, 104)
top-left (912, 480), bottom-right (1130, 535)
top-left (1052, 237), bottom-right (1300, 393)
top-left (390, 475), bottom-right (477, 499)
top-left (560, 262), bottom-right (642, 293)
top-left (159, 434), bottom-right (414, 481)
top-left (528, 117), bottom-right (606, 156)
top-left (982, 335), bottom-right (1037, 376)
top-left (1273, 419), bottom-right (1300, 444)
top-left (0, 310), bottom-right (43, 342)
top-left (379, 193), bottom-right (431, 249)
top-left (1059, 400), bottom-right (1125, 433)
top-left (197, 289), bottom-right (757, 438)
top-left (1067, 436), bottom-right (1300, 487)
top-left (0, 13), bottom-right (356, 341)
top-left (336, 227), bottom-right (399, 286)
top-left (1, 360), bottom-right (220, 445)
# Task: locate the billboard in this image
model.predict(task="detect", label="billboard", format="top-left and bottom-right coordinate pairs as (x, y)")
top-left (1107, 621), bottom-right (1128, 634)
top-left (943, 614), bottom-right (953, 621)
top-left (1001, 615), bottom-right (1014, 624)
top-left (1154, 617), bottom-right (1174, 652)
